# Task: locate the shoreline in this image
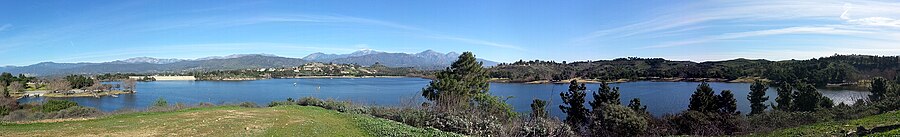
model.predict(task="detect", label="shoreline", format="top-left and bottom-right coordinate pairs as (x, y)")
top-left (13, 90), bottom-right (133, 99)
top-left (288, 76), bottom-right (411, 79)
top-left (490, 77), bottom-right (769, 84)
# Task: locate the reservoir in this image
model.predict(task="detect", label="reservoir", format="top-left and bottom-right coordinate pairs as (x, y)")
top-left (19, 78), bottom-right (870, 118)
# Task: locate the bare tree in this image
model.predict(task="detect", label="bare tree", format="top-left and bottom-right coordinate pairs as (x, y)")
top-left (0, 81), bottom-right (7, 97)
top-left (123, 79), bottom-right (137, 93)
top-left (87, 79), bottom-right (102, 93)
top-left (49, 79), bottom-right (72, 93)
top-left (101, 84), bottom-right (113, 91)
top-left (7, 82), bottom-right (24, 95)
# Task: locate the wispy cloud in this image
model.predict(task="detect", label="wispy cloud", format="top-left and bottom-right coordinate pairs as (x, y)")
top-left (137, 14), bottom-right (521, 51)
top-left (47, 42), bottom-right (359, 63)
top-left (426, 35), bottom-right (525, 50)
top-left (646, 26), bottom-right (870, 48)
top-left (574, 0), bottom-right (900, 49)
top-left (0, 24), bottom-right (11, 32)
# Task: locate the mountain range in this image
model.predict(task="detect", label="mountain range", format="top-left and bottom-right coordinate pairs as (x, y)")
top-left (0, 50), bottom-right (498, 76)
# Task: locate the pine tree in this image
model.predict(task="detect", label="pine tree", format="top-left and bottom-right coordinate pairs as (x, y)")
top-left (774, 83), bottom-right (794, 111)
top-left (590, 82), bottom-right (621, 109)
top-left (869, 77), bottom-right (889, 102)
top-left (716, 90), bottom-right (738, 115)
top-left (689, 82), bottom-right (717, 113)
top-left (531, 99), bottom-right (549, 119)
top-left (422, 52), bottom-right (489, 102)
top-left (792, 83), bottom-right (830, 112)
top-left (560, 80), bottom-right (589, 131)
top-left (627, 98), bottom-right (648, 113)
top-left (748, 80), bottom-right (769, 115)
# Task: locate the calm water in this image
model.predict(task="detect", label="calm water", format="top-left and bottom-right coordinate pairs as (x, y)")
top-left (19, 78), bottom-right (870, 118)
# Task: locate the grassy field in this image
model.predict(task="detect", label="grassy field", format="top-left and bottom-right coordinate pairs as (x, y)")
top-left (749, 111), bottom-right (900, 136)
top-left (0, 105), bottom-right (461, 137)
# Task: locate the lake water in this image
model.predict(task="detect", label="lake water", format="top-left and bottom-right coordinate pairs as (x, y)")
top-left (19, 78), bottom-right (870, 118)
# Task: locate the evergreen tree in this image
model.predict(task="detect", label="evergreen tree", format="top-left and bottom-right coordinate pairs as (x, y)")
top-left (422, 52), bottom-right (489, 102)
top-left (869, 77), bottom-right (889, 102)
top-left (689, 82), bottom-right (717, 113)
top-left (590, 82), bottom-right (621, 109)
top-left (774, 83), bottom-right (794, 111)
top-left (560, 80), bottom-right (589, 131)
top-left (421, 52), bottom-right (515, 118)
top-left (748, 80), bottom-right (769, 115)
top-left (792, 83), bottom-right (831, 112)
top-left (716, 90), bottom-right (738, 115)
top-left (627, 98), bottom-right (648, 113)
top-left (530, 99), bottom-right (549, 119)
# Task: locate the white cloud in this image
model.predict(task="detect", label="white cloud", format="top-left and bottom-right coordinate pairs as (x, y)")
top-left (840, 3), bottom-right (853, 20)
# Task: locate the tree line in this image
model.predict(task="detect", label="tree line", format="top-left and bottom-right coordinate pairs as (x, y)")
top-left (489, 54), bottom-right (897, 86)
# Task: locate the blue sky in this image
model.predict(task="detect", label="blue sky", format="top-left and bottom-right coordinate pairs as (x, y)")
top-left (1, 0), bottom-right (899, 66)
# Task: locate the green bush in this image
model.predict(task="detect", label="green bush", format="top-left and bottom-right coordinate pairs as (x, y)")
top-left (37, 100), bottom-right (78, 113)
top-left (267, 101), bottom-right (294, 107)
top-left (591, 104), bottom-right (649, 136)
top-left (152, 97), bottom-right (168, 108)
top-left (297, 97), bottom-right (323, 106)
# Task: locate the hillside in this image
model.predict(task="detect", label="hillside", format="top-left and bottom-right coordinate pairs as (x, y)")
top-left (0, 55), bottom-right (308, 76)
top-left (751, 111), bottom-right (900, 136)
top-left (0, 50), bottom-right (499, 76)
top-left (0, 106), bottom-right (459, 137)
top-left (490, 55), bottom-right (900, 85)
top-left (305, 49), bottom-right (499, 69)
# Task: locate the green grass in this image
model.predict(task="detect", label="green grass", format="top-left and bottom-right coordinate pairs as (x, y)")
top-left (0, 105), bottom-right (461, 137)
top-left (749, 111), bottom-right (900, 136)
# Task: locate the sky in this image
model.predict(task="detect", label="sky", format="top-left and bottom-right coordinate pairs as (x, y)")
top-left (1, 0), bottom-right (899, 66)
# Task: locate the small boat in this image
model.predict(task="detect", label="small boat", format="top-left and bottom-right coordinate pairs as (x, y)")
top-left (111, 95), bottom-right (119, 98)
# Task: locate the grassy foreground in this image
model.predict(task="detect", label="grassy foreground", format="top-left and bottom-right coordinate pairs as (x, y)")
top-left (751, 111), bottom-right (900, 136)
top-left (0, 105), bottom-right (461, 137)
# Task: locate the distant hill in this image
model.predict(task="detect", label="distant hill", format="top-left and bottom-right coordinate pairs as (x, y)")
top-left (0, 55), bottom-right (308, 76)
top-left (0, 50), bottom-right (500, 76)
top-left (305, 50), bottom-right (499, 69)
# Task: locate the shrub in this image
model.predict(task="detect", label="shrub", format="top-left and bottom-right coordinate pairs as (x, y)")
top-left (427, 111), bottom-right (503, 136)
top-left (509, 117), bottom-right (575, 137)
top-left (665, 110), bottom-right (748, 136)
top-left (197, 102), bottom-right (216, 107)
top-left (0, 97), bottom-right (18, 116)
top-left (746, 110), bottom-right (827, 132)
top-left (2, 109), bottom-right (44, 121)
top-left (238, 102), bottom-right (259, 108)
top-left (152, 97), bottom-right (168, 108)
top-left (591, 104), bottom-right (648, 136)
top-left (267, 101), bottom-right (294, 107)
top-left (321, 99), bottom-right (351, 112)
top-left (44, 106), bottom-right (101, 119)
top-left (37, 100), bottom-right (78, 113)
top-left (298, 97), bottom-right (323, 106)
